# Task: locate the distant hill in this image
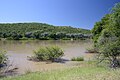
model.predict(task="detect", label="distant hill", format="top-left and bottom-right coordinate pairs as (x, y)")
top-left (0, 23), bottom-right (91, 40)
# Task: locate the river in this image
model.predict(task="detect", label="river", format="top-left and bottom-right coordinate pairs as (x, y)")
top-left (0, 40), bottom-right (92, 74)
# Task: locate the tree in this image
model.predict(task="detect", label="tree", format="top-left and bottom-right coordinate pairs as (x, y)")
top-left (92, 2), bottom-right (120, 68)
top-left (92, 14), bottom-right (110, 46)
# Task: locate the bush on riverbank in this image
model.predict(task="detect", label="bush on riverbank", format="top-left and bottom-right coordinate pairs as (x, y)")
top-left (0, 50), bottom-right (8, 77)
top-left (71, 56), bottom-right (84, 61)
top-left (33, 46), bottom-right (64, 62)
top-left (0, 50), bottom-right (7, 66)
top-left (86, 47), bottom-right (98, 53)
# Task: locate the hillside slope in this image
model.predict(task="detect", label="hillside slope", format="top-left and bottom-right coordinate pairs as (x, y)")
top-left (0, 23), bottom-right (91, 40)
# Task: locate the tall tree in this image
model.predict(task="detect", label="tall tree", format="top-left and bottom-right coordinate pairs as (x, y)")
top-left (92, 2), bottom-right (120, 68)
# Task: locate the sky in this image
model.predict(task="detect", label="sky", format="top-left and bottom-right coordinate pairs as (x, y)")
top-left (0, 0), bottom-right (119, 29)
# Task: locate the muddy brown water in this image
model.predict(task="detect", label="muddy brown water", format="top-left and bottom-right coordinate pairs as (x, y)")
top-left (0, 40), bottom-right (92, 74)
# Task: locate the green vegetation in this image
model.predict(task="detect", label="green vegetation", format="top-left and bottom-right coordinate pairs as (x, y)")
top-left (92, 2), bottom-right (120, 68)
top-left (0, 23), bottom-right (91, 40)
top-left (33, 46), bottom-right (64, 62)
top-left (71, 56), bottom-right (84, 61)
top-left (0, 50), bottom-right (7, 65)
top-left (0, 50), bottom-right (7, 77)
top-left (86, 47), bottom-right (98, 53)
top-left (2, 61), bottom-right (120, 80)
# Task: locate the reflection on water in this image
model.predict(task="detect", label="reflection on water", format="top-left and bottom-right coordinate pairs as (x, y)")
top-left (0, 40), bottom-right (92, 74)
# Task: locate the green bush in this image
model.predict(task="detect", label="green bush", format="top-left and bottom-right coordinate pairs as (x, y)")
top-left (33, 46), bottom-right (64, 62)
top-left (71, 56), bottom-right (84, 61)
top-left (0, 50), bottom-right (7, 65)
top-left (86, 47), bottom-right (98, 53)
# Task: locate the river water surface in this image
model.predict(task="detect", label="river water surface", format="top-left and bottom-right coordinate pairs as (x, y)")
top-left (0, 40), bottom-right (92, 74)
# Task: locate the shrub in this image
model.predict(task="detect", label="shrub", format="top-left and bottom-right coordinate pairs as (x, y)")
top-left (33, 46), bottom-right (64, 62)
top-left (86, 47), bottom-right (98, 53)
top-left (0, 50), bottom-right (7, 65)
top-left (0, 49), bottom-right (7, 76)
top-left (71, 56), bottom-right (84, 61)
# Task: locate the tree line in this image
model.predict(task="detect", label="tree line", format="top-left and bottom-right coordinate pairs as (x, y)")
top-left (0, 23), bottom-right (91, 40)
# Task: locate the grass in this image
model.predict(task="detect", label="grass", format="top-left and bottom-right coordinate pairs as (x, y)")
top-left (1, 61), bottom-right (120, 80)
top-left (71, 56), bottom-right (84, 61)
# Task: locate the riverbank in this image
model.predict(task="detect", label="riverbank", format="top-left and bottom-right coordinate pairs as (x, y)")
top-left (1, 61), bottom-right (120, 80)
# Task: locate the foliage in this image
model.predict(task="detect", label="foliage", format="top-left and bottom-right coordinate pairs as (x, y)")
top-left (0, 50), bottom-right (8, 77)
top-left (71, 56), bottom-right (84, 61)
top-left (92, 2), bottom-right (120, 68)
top-left (91, 14), bottom-right (110, 46)
top-left (33, 46), bottom-right (64, 62)
top-left (0, 23), bottom-right (91, 40)
top-left (0, 50), bottom-right (7, 65)
top-left (86, 47), bottom-right (98, 53)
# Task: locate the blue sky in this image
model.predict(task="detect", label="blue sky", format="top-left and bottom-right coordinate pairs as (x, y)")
top-left (0, 0), bottom-right (119, 29)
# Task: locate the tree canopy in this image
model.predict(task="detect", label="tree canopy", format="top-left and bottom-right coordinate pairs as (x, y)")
top-left (92, 2), bottom-right (120, 68)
